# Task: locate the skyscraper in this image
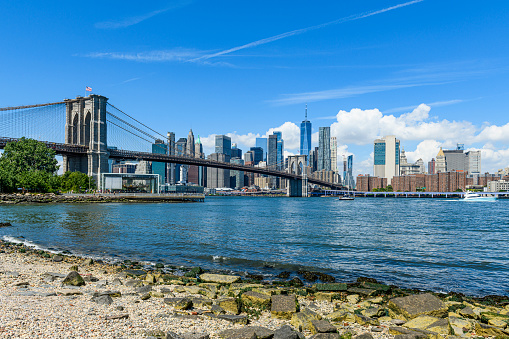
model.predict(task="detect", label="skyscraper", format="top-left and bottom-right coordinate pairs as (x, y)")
top-left (330, 136), bottom-right (337, 173)
top-left (373, 135), bottom-right (400, 184)
top-left (206, 135), bottom-right (231, 188)
top-left (255, 137), bottom-right (267, 162)
top-left (231, 143), bottom-right (242, 159)
top-left (317, 127), bottom-right (331, 171)
top-left (300, 104), bottom-right (312, 157)
top-left (249, 147), bottom-right (264, 165)
top-left (268, 134), bottom-right (278, 169)
top-left (435, 148), bottom-right (446, 173)
top-left (215, 135), bottom-right (231, 157)
top-left (167, 132), bottom-right (176, 184)
top-left (152, 139), bottom-right (167, 184)
top-left (466, 150), bottom-right (481, 174)
top-left (186, 129), bottom-right (195, 157)
top-left (273, 131), bottom-right (284, 170)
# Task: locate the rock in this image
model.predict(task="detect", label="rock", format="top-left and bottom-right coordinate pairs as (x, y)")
top-left (217, 298), bottom-right (240, 315)
top-left (52, 255), bottom-right (63, 262)
top-left (309, 334), bottom-right (339, 339)
top-left (190, 298), bottom-right (213, 308)
top-left (354, 314), bottom-right (379, 326)
top-left (182, 333), bottom-right (209, 339)
top-left (353, 334), bottom-right (374, 339)
top-left (145, 273), bottom-right (157, 284)
top-left (347, 287), bottom-right (375, 296)
top-left (299, 270), bottom-right (318, 282)
top-left (141, 293), bottom-right (151, 300)
top-left (346, 294), bottom-right (360, 304)
top-left (218, 326), bottom-right (274, 339)
top-left (166, 332), bottom-right (184, 339)
top-left (273, 325), bottom-right (304, 339)
top-left (488, 318), bottom-right (508, 328)
top-left (62, 271), bottom-right (86, 286)
top-left (359, 282), bottom-right (391, 293)
top-left (199, 273), bottom-right (241, 284)
top-left (123, 269), bottom-right (146, 276)
top-left (151, 291), bottom-right (165, 298)
top-left (277, 272), bottom-right (291, 279)
top-left (211, 305), bottom-right (225, 315)
top-left (146, 329), bottom-right (167, 338)
top-left (448, 316), bottom-right (472, 336)
top-left (58, 289), bottom-right (83, 296)
top-left (217, 314), bottom-right (248, 325)
top-left (289, 277), bottom-right (304, 287)
top-left (105, 314), bottom-right (129, 320)
top-left (474, 322), bottom-right (509, 337)
top-left (164, 297), bottom-right (193, 310)
top-left (242, 291), bottom-right (271, 308)
top-left (315, 292), bottom-right (334, 302)
top-left (361, 306), bottom-right (384, 318)
top-left (392, 319), bottom-right (407, 326)
top-left (0, 222), bottom-right (12, 227)
top-left (111, 278), bottom-right (123, 286)
top-left (82, 258), bottom-right (94, 265)
top-left (83, 275), bottom-right (99, 282)
top-left (314, 283), bottom-right (348, 292)
top-left (125, 279), bottom-right (143, 288)
top-left (426, 318), bottom-right (450, 335)
top-left (271, 294), bottom-right (297, 319)
top-left (403, 315), bottom-right (441, 330)
top-left (135, 285), bottom-right (152, 294)
top-left (310, 319), bottom-right (337, 334)
top-left (92, 295), bottom-right (113, 305)
top-left (388, 293), bottom-right (448, 319)
top-left (69, 265), bottom-right (79, 272)
top-left (326, 310), bottom-right (354, 323)
top-left (389, 326), bottom-right (433, 339)
top-left (316, 272), bottom-right (336, 283)
top-left (291, 308), bottom-right (322, 331)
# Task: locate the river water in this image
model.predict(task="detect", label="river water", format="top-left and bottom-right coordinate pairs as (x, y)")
top-left (1, 196), bottom-right (508, 296)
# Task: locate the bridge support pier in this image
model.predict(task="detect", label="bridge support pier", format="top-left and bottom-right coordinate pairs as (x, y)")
top-left (286, 155), bottom-right (309, 197)
top-left (63, 95), bottom-right (109, 189)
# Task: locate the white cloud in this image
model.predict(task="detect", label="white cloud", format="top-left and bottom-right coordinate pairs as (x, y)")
top-left (264, 122), bottom-right (301, 150)
top-left (475, 123), bottom-right (509, 143)
top-left (405, 140), bottom-right (442, 164)
top-left (479, 146), bottom-right (509, 173)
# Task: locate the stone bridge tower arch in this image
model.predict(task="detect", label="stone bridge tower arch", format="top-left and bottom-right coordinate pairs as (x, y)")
top-left (63, 95), bottom-right (109, 188)
top-left (287, 155), bottom-right (308, 197)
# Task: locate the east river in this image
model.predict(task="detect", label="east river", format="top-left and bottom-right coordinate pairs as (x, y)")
top-left (1, 196), bottom-right (508, 296)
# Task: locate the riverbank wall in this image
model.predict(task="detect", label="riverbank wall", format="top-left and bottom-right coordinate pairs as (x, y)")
top-left (0, 193), bottom-right (204, 204)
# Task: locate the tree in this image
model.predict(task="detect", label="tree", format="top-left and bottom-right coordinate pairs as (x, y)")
top-left (0, 138), bottom-right (58, 192)
top-left (60, 171), bottom-right (95, 193)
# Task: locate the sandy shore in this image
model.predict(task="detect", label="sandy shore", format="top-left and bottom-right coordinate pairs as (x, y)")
top-left (1, 240), bottom-right (508, 339)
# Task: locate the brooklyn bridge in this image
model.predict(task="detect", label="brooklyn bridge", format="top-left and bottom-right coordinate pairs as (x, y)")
top-left (0, 95), bottom-right (344, 196)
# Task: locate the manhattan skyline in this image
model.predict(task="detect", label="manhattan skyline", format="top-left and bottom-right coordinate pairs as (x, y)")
top-left (1, 1), bottom-right (508, 175)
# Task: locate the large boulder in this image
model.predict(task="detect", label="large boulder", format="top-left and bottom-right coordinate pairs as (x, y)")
top-left (271, 295), bottom-right (297, 320)
top-left (218, 326), bottom-right (274, 339)
top-left (388, 293), bottom-right (448, 319)
top-left (62, 271), bottom-right (86, 286)
top-left (199, 273), bottom-right (241, 284)
top-left (241, 291), bottom-right (271, 308)
top-left (217, 298), bottom-right (240, 315)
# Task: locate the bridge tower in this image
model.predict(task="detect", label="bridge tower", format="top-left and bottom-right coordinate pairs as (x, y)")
top-left (63, 95), bottom-right (109, 188)
top-left (287, 155), bottom-right (308, 197)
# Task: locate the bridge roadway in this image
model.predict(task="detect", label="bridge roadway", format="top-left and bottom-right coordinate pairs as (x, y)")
top-left (0, 137), bottom-right (344, 190)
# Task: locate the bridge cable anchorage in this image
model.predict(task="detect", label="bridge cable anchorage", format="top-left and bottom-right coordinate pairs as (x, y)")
top-left (107, 103), bottom-right (167, 140)
top-left (106, 111), bottom-right (158, 141)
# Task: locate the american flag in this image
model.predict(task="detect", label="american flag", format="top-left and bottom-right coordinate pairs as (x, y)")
top-left (85, 86), bottom-right (92, 92)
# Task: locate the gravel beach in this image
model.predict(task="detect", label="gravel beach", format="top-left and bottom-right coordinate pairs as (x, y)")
top-left (1, 240), bottom-right (508, 339)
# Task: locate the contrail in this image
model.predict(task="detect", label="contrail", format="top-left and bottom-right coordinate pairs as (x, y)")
top-left (190, 0), bottom-right (423, 62)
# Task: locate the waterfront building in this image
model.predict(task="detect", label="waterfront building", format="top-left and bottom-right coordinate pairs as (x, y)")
top-left (249, 147), bottom-right (264, 165)
top-left (230, 158), bottom-right (245, 189)
top-left (312, 169), bottom-right (339, 185)
top-left (356, 175), bottom-right (387, 192)
top-left (231, 143), bottom-right (242, 159)
top-left (309, 146), bottom-right (318, 172)
top-left (272, 131), bottom-right (284, 170)
top-left (167, 132), bottom-right (176, 184)
top-left (268, 134), bottom-right (278, 169)
top-left (300, 105), bottom-right (312, 158)
top-left (255, 137), bottom-right (267, 162)
top-left (400, 148), bottom-right (425, 175)
top-left (330, 136), bottom-right (337, 173)
top-left (436, 148), bottom-right (446, 173)
top-left (112, 163), bottom-right (136, 173)
top-left (343, 155), bottom-right (355, 189)
top-left (487, 179), bottom-right (509, 192)
top-left (317, 127), bottom-right (331, 171)
top-left (443, 149), bottom-right (467, 171)
top-left (466, 150), bottom-right (481, 174)
top-left (215, 135), bottom-right (231, 158)
top-left (373, 135), bottom-right (400, 184)
top-left (428, 158), bottom-right (436, 174)
top-left (135, 160), bottom-right (151, 174)
top-left (152, 139), bottom-right (168, 184)
top-left (206, 153), bottom-right (229, 188)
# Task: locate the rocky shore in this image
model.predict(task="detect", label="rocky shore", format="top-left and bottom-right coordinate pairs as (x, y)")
top-left (0, 193), bottom-right (203, 204)
top-left (0, 240), bottom-right (508, 339)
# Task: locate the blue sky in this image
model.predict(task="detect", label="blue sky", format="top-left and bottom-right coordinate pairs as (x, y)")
top-left (1, 0), bottom-right (509, 174)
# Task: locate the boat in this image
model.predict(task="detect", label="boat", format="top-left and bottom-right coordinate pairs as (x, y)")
top-left (339, 195), bottom-right (354, 200)
top-left (463, 192), bottom-right (497, 201)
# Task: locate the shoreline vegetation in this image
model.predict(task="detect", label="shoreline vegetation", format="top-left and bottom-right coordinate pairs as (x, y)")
top-left (0, 193), bottom-right (204, 204)
top-left (0, 239), bottom-right (508, 338)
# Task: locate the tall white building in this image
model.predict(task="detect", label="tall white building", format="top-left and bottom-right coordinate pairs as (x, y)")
top-left (330, 137), bottom-right (337, 173)
top-left (466, 150), bottom-right (481, 174)
top-left (373, 135), bottom-right (400, 184)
